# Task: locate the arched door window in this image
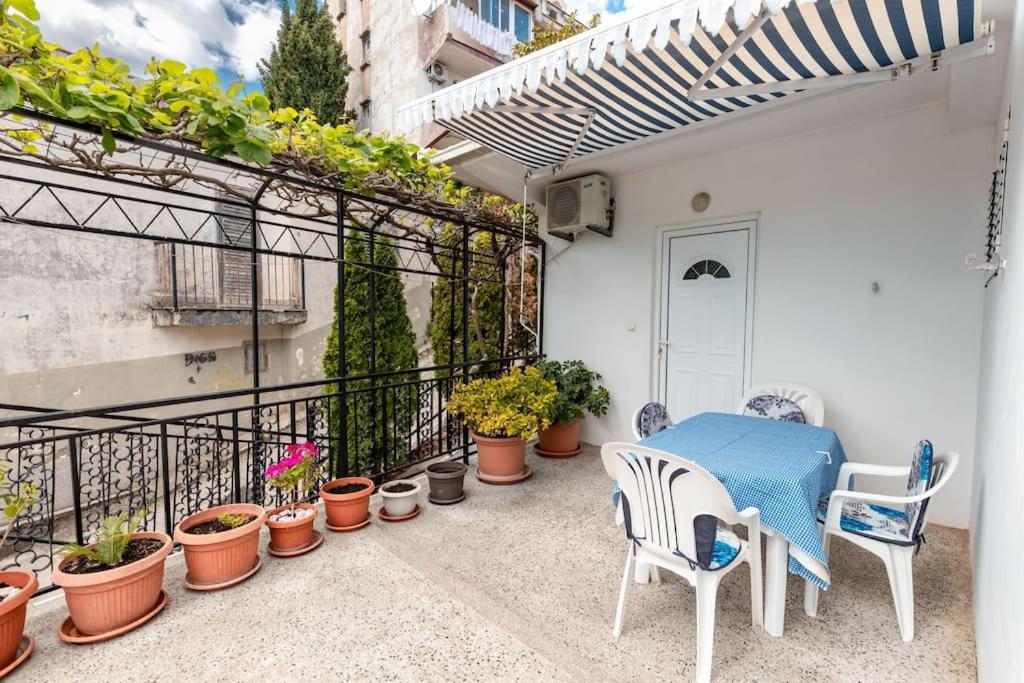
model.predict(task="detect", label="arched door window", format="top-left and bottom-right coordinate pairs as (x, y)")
top-left (683, 259), bottom-right (731, 280)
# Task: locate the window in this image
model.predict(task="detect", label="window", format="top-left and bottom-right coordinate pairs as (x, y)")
top-left (361, 31), bottom-right (371, 61)
top-left (513, 4), bottom-right (531, 42)
top-left (683, 259), bottom-right (731, 280)
top-left (359, 100), bottom-right (372, 129)
top-left (481, 0), bottom-right (510, 31)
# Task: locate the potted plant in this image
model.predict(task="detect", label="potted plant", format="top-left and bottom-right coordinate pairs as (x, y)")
top-left (264, 442), bottom-right (323, 556)
top-left (446, 366), bottom-right (557, 484)
top-left (320, 475), bottom-right (375, 532)
top-left (425, 461), bottom-right (468, 505)
top-left (0, 465), bottom-right (38, 672)
top-left (174, 502), bottom-right (266, 590)
top-left (379, 479), bottom-right (421, 521)
top-left (53, 509), bottom-right (172, 642)
top-left (535, 360), bottom-right (610, 457)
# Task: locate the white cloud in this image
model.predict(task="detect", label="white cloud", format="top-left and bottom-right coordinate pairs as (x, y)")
top-left (559, 0), bottom-right (677, 24)
top-left (35, 0), bottom-right (282, 81)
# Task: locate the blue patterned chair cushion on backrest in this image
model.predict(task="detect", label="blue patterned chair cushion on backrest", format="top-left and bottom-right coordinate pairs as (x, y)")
top-left (904, 440), bottom-right (933, 537)
top-left (743, 394), bottom-right (806, 424)
top-left (636, 402), bottom-right (673, 439)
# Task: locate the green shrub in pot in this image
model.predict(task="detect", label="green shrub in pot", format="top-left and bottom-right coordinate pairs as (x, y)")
top-left (534, 360), bottom-right (610, 456)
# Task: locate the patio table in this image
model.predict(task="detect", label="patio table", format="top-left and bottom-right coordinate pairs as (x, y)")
top-left (620, 411), bottom-right (846, 636)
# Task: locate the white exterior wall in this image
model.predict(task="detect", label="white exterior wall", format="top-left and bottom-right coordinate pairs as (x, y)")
top-left (970, 0), bottom-right (1024, 678)
top-left (543, 102), bottom-right (991, 529)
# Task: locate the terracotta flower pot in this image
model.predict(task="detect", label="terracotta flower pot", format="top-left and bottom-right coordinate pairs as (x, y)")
top-left (425, 461), bottom-right (467, 504)
top-left (380, 480), bottom-right (421, 517)
top-left (321, 477), bottom-right (375, 528)
top-left (537, 419), bottom-right (583, 455)
top-left (473, 432), bottom-right (527, 479)
top-left (51, 531), bottom-right (171, 636)
top-left (0, 569), bottom-right (37, 666)
top-left (266, 502), bottom-right (316, 552)
top-left (174, 503), bottom-right (265, 587)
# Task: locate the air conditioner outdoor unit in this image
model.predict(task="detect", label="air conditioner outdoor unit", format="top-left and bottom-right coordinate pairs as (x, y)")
top-left (545, 174), bottom-right (612, 239)
top-left (425, 61), bottom-right (449, 85)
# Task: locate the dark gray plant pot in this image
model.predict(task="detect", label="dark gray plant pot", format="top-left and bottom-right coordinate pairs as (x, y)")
top-left (425, 461), bottom-right (468, 505)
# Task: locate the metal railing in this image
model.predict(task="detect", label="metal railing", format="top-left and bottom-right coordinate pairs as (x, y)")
top-left (0, 355), bottom-right (537, 596)
top-left (156, 244), bottom-right (304, 311)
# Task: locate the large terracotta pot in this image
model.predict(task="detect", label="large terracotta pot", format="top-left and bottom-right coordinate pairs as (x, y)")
top-left (473, 432), bottom-right (527, 478)
top-left (266, 502), bottom-right (316, 552)
top-left (0, 569), bottom-right (37, 666)
top-left (174, 503), bottom-right (265, 586)
top-left (320, 477), bottom-right (374, 528)
top-left (537, 419), bottom-right (583, 456)
top-left (51, 531), bottom-right (171, 636)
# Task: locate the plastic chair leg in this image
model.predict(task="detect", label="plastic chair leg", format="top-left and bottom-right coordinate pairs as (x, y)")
top-left (613, 545), bottom-right (636, 637)
top-left (888, 545), bottom-right (915, 642)
top-left (804, 532), bottom-right (830, 617)
top-left (695, 571), bottom-right (721, 683)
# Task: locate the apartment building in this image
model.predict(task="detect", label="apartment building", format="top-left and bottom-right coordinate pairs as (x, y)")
top-left (327, 0), bottom-right (571, 144)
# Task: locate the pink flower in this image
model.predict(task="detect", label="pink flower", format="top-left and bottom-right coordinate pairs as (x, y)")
top-left (264, 441), bottom-right (319, 481)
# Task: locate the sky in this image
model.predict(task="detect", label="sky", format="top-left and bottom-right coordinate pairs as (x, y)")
top-left (34, 0), bottom-right (653, 95)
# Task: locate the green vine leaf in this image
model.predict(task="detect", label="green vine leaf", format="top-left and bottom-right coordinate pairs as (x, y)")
top-left (101, 128), bottom-right (116, 154)
top-left (0, 66), bottom-right (18, 110)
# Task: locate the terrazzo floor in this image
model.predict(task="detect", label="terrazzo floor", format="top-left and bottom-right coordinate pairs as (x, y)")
top-left (12, 444), bottom-right (976, 681)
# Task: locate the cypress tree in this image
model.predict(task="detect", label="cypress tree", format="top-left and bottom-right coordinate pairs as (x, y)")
top-left (323, 235), bottom-right (420, 475)
top-left (258, 0), bottom-right (352, 125)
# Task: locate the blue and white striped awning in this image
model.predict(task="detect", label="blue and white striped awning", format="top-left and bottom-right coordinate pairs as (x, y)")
top-left (397, 0), bottom-right (990, 170)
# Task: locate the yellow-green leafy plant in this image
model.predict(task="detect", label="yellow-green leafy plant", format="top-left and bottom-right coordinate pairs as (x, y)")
top-left (60, 509), bottom-right (147, 567)
top-left (0, 462), bottom-right (37, 550)
top-left (216, 513), bottom-right (249, 529)
top-left (446, 367), bottom-right (557, 441)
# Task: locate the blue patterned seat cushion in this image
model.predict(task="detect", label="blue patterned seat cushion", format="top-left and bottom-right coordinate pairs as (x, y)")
top-left (636, 402), bottom-right (673, 438)
top-left (904, 440), bottom-right (933, 535)
top-left (708, 528), bottom-right (742, 569)
top-left (817, 497), bottom-right (912, 544)
top-left (743, 394), bottom-right (806, 424)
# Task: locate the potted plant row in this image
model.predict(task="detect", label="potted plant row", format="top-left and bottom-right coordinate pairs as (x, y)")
top-left (535, 359), bottom-right (610, 457)
top-left (446, 366), bottom-right (557, 485)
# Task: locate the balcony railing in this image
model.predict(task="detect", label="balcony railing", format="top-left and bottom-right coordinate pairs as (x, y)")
top-left (156, 244), bottom-right (304, 312)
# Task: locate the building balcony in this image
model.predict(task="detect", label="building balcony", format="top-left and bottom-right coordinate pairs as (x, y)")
top-left (15, 445), bottom-right (973, 680)
top-left (153, 244), bottom-right (307, 326)
top-left (421, 1), bottom-right (517, 78)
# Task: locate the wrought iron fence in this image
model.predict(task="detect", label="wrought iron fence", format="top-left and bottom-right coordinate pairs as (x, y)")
top-left (0, 110), bottom-right (545, 594)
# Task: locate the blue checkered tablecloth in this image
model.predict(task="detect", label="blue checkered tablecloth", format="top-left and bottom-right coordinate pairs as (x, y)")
top-left (618, 412), bottom-right (846, 588)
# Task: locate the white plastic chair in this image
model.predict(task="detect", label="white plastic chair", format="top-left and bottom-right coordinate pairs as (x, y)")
top-left (804, 444), bottom-right (958, 642)
top-left (602, 442), bottom-right (763, 683)
top-left (631, 402), bottom-right (674, 440)
top-left (736, 383), bottom-right (825, 427)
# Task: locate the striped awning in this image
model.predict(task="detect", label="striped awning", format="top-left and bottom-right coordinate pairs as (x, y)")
top-left (397, 0), bottom-right (990, 170)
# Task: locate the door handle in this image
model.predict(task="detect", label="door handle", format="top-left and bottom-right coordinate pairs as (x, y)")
top-left (657, 339), bottom-right (669, 359)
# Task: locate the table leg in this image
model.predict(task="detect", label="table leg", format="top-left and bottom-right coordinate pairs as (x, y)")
top-left (764, 530), bottom-right (789, 637)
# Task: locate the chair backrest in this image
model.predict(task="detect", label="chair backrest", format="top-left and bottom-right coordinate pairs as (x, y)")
top-left (632, 402), bottom-right (673, 440)
top-left (602, 442), bottom-right (739, 568)
top-left (909, 446), bottom-right (958, 540)
top-left (737, 383), bottom-right (825, 427)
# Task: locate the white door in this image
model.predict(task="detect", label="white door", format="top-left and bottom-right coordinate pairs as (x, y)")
top-left (657, 221), bottom-right (754, 420)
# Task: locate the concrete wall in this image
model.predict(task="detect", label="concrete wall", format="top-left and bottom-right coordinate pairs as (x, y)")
top-left (0, 166), bottom-right (338, 413)
top-left (970, 0), bottom-right (1024, 678)
top-left (542, 102), bottom-right (991, 529)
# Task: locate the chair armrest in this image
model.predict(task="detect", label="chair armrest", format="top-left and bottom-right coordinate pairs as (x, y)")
top-left (835, 461), bottom-right (911, 491)
top-left (737, 506), bottom-right (761, 538)
top-left (824, 488), bottom-right (928, 530)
